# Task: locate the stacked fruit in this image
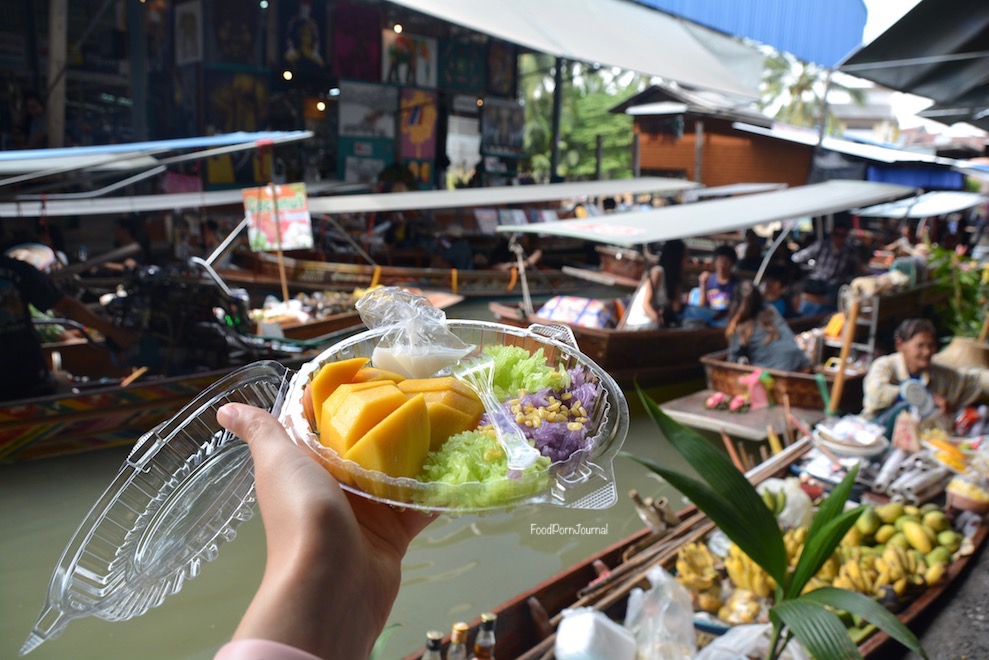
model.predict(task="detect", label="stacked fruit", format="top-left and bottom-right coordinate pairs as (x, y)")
top-left (836, 502), bottom-right (962, 601)
top-left (674, 542), bottom-right (723, 614)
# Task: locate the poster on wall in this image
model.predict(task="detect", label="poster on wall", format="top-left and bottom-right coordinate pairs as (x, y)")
top-left (399, 89), bottom-right (437, 160)
top-left (487, 39), bottom-right (515, 97)
top-left (382, 31), bottom-right (437, 88)
top-left (338, 137), bottom-right (395, 184)
top-left (332, 1), bottom-right (381, 81)
top-left (439, 40), bottom-right (485, 91)
top-left (338, 81), bottom-right (397, 139)
top-left (210, 0), bottom-right (260, 66)
top-left (205, 69), bottom-right (270, 185)
top-left (280, 0), bottom-right (328, 80)
top-left (175, 1), bottom-right (203, 66)
top-left (481, 98), bottom-right (525, 157)
top-left (243, 183), bottom-right (314, 252)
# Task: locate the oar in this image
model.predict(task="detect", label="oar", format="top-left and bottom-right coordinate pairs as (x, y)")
top-left (979, 314), bottom-right (989, 343)
top-left (828, 297), bottom-right (861, 416)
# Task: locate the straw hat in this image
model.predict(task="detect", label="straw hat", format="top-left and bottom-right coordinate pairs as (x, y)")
top-left (933, 336), bottom-right (989, 371)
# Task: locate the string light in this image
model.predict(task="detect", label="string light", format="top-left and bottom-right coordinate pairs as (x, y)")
top-left (282, 70), bottom-right (293, 81)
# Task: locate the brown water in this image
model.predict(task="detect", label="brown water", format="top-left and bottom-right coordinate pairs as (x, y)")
top-left (0, 297), bottom-right (703, 659)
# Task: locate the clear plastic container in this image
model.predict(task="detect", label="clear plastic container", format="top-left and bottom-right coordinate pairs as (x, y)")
top-left (280, 320), bottom-right (630, 513)
top-left (23, 321), bottom-right (629, 653)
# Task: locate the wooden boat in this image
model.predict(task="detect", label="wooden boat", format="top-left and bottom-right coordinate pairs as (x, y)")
top-left (489, 301), bottom-right (825, 386)
top-left (401, 436), bottom-right (989, 658)
top-left (222, 250), bottom-right (584, 299)
top-left (700, 349), bottom-right (866, 414)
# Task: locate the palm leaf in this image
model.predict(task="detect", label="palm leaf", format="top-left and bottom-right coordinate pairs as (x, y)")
top-left (629, 386), bottom-right (788, 583)
top-left (369, 623), bottom-right (402, 660)
top-left (805, 463), bottom-right (860, 543)
top-left (802, 588), bottom-right (928, 658)
top-left (771, 599), bottom-right (861, 659)
top-left (786, 506), bottom-right (863, 599)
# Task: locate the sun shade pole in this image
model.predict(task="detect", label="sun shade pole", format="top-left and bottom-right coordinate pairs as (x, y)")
top-left (753, 220), bottom-right (796, 286)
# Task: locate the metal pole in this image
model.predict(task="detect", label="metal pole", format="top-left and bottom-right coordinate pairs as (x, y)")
top-left (127, 0), bottom-right (148, 141)
top-left (693, 119), bottom-right (704, 183)
top-left (632, 131), bottom-right (640, 177)
top-left (46, 0), bottom-right (67, 148)
top-left (595, 134), bottom-right (603, 180)
top-left (550, 57), bottom-right (564, 180)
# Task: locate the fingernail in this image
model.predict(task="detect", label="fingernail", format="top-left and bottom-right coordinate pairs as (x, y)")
top-left (217, 403), bottom-right (238, 426)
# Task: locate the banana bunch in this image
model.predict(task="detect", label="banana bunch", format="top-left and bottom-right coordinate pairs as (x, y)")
top-left (675, 542), bottom-right (721, 593)
top-left (816, 552), bottom-right (841, 582)
top-left (874, 544), bottom-right (926, 597)
top-left (724, 543), bottom-right (776, 598)
top-left (761, 488), bottom-right (787, 516)
top-left (832, 555), bottom-right (880, 595)
top-left (783, 526), bottom-right (808, 566)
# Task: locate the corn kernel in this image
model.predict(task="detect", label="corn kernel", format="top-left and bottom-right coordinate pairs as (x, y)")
top-left (547, 401), bottom-right (561, 412)
top-left (567, 422), bottom-right (582, 431)
top-left (515, 412), bottom-right (525, 423)
top-left (561, 392), bottom-right (572, 401)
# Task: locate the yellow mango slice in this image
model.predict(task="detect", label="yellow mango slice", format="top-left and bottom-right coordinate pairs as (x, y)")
top-left (319, 382), bottom-right (407, 457)
top-left (398, 377), bottom-right (484, 420)
top-left (307, 357), bottom-right (370, 428)
top-left (423, 401), bottom-right (479, 450)
top-left (345, 393), bottom-right (430, 485)
top-left (352, 366), bottom-right (406, 384)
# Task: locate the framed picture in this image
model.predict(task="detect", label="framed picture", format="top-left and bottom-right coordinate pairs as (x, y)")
top-left (333, 1), bottom-right (381, 81)
top-left (175, 1), bottom-right (203, 66)
top-left (382, 31), bottom-right (437, 88)
top-left (338, 81), bottom-right (398, 138)
top-left (481, 97), bottom-right (525, 157)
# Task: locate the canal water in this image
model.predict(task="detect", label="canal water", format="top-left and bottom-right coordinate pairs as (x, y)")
top-left (0, 296), bottom-right (705, 659)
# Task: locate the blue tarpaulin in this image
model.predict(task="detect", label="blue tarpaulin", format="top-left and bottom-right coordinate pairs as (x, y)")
top-left (636, 0), bottom-right (867, 67)
top-left (866, 166), bottom-right (965, 191)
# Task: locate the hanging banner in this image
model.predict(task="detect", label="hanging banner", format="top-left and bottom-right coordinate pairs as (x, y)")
top-left (333, 1), bottom-right (381, 81)
top-left (242, 183), bottom-right (314, 252)
top-left (382, 31), bottom-right (437, 88)
top-left (400, 88), bottom-right (437, 160)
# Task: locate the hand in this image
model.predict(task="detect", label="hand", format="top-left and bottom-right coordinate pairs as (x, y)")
top-left (932, 393), bottom-right (950, 415)
top-left (698, 270), bottom-right (710, 285)
top-left (217, 403), bottom-right (435, 659)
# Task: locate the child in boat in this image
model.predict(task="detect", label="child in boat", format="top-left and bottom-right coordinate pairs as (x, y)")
top-left (725, 280), bottom-right (810, 373)
top-left (863, 318), bottom-right (989, 437)
top-left (683, 244), bottom-right (739, 327)
top-left (760, 265), bottom-right (798, 319)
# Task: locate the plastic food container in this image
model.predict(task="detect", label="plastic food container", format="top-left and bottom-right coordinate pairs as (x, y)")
top-left (22, 320), bottom-right (629, 654)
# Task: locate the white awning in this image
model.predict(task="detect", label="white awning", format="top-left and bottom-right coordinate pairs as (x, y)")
top-left (0, 181), bottom-right (367, 218)
top-left (496, 180), bottom-right (915, 248)
top-left (307, 177), bottom-right (698, 215)
top-left (684, 182), bottom-right (787, 202)
top-left (386, 0), bottom-right (762, 99)
top-left (854, 191), bottom-right (988, 219)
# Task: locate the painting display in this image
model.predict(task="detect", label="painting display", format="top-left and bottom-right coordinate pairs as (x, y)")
top-left (399, 89), bottom-right (438, 160)
top-left (338, 81), bottom-right (397, 139)
top-left (439, 39), bottom-right (485, 91)
top-left (205, 69), bottom-right (270, 185)
top-left (210, 0), bottom-right (261, 66)
top-left (175, 1), bottom-right (203, 66)
top-left (332, 1), bottom-right (381, 81)
top-left (487, 39), bottom-right (516, 97)
top-left (338, 137), bottom-right (395, 185)
top-left (280, 0), bottom-right (328, 80)
top-left (481, 97), bottom-right (525, 157)
top-left (382, 31), bottom-right (437, 88)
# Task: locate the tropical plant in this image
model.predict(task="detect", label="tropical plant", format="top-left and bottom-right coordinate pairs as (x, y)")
top-left (926, 244), bottom-right (989, 339)
top-left (623, 387), bottom-right (927, 659)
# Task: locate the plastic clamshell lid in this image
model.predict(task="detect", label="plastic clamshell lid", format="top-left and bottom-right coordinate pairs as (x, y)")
top-left (279, 320), bottom-right (630, 514)
top-left (22, 361), bottom-right (289, 656)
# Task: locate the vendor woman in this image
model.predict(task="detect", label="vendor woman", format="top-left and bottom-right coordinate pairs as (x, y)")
top-left (862, 318), bottom-right (989, 435)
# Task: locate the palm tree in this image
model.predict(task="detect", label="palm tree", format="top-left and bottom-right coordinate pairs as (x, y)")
top-left (760, 50), bottom-right (864, 135)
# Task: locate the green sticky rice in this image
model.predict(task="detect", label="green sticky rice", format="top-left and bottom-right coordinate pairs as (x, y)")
top-left (418, 430), bottom-right (551, 509)
top-left (483, 344), bottom-right (566, 401)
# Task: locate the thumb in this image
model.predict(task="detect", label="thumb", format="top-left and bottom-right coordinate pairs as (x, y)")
top-left (217, 402), bottom-right (295, 468)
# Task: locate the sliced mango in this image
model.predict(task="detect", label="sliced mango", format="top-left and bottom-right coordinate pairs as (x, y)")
top-left (307, 357), bottom-right (371, 428)
top-left (352, 366), bottom-right (406, 384)
top-left (346, 393), bottom-right (430, 484)
top-left (319, 382), bottom-right (407, 457)
top-left (423, 401), bottom-right (479, 450)
top-left (398, 377), bottom-right (484, 419)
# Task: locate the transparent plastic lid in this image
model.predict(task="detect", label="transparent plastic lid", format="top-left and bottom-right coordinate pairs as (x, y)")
top-left (21, 361), bottom-right (289, 656)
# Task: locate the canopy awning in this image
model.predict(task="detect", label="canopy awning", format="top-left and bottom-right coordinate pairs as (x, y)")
top-left (838, 0), bottom-right (989, 127)
top-left (307, 177), bottom-right (698, 215)
top-left (496, 180), bottom-right (914, 248)
top-left (0, 131), bottom-right (313, 175)
top-left (0, 181), bottom-right (367, 219)
top-left (854, 191), bottom-right (988, 219)
top-left (684, 182), bottom-right (786, 202)
top-left (385, 0), bottom-right (762, 99)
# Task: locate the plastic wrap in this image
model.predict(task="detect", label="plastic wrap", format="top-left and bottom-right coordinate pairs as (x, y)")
top-left (623, 565), bottom-right (697, 659)
top-left (756, 477), bottom-right (813, 529)
top-left (695, 624), bottom-right (811, 660)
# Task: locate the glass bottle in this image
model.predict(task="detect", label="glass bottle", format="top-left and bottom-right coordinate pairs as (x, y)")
top-left (470, 612), bottom-right (497, 659)
top-left (448, 621), bottom-right (469, 660)
top-left (422, 630), bottom-right (444, 660)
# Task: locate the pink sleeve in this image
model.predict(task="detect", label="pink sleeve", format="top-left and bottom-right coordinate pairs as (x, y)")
top-left (215, 639), bottom-right (323, 660)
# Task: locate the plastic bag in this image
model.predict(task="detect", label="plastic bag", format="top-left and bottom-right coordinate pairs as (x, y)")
top-left (355, 287), bottom-right (474, 378)
top-left (555, 607), bottom-right (636, 660)
top-left (756, 477), bottom-right (813, 529)
top-left (624, 564), bottom-right (697, 659)
top-left (695, 623), bottom-right (810, 660)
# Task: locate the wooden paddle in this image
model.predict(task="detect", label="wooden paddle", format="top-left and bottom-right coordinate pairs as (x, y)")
top-left (829, 297), bottom-right (861, 416)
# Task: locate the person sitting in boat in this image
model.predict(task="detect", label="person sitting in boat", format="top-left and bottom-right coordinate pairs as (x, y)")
top-left (792, 219), bottom-right (865, 316)
top-left (863, 318), bottom-right (989, 438)
top-left (760, 265), bottom-right (798, 319)
top-left (620, 239), bottom-right (687, 330)
top-left (0, 254), bottom-right (138, 401)
top-left (682, 244), bottom-right (739, 327)
top-left (725, 280), bottom-right (810, 373)
top-left (432, 224), bottom-right (474, 270)
top-left (735, 228), bottom-right (764, 273)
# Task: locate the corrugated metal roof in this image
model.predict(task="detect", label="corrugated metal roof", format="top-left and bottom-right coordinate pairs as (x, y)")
top-left (636, 0), bottom-right (867, 67)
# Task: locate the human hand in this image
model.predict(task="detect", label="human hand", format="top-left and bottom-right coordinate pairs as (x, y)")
top-left (932, 393), bottom-right (950, 415)
top-left (217, 403), bottom-right (435, 659)
top-left (698, 270), bottom-right (710, 285)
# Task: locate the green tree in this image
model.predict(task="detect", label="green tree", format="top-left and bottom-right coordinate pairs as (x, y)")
top-left (760, 50), bottom-right (864, 135)
top-left (519, 55), bottom-right (646, 181)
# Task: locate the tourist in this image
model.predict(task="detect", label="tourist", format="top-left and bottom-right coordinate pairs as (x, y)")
top-left (735, 228), bottom-right (764, 272)
top-left (725, 280), bottom-right (810, 372)
top-left (683, 244), bottom-right (739, 327)
top-left (792, 219), bottom-right (865, 315)
top-left (760, 265), bottom-right (797, 319)
top-left (0, 254), bottom-right (138, 401)
top-left (862, 318), bottom-right (989, 437)
top-left (213, 402), bottom-right (434, 660)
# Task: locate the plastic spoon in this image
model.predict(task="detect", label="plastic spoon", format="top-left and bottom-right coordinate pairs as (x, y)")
top-left (452, 354), bottom-right (542, 471)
